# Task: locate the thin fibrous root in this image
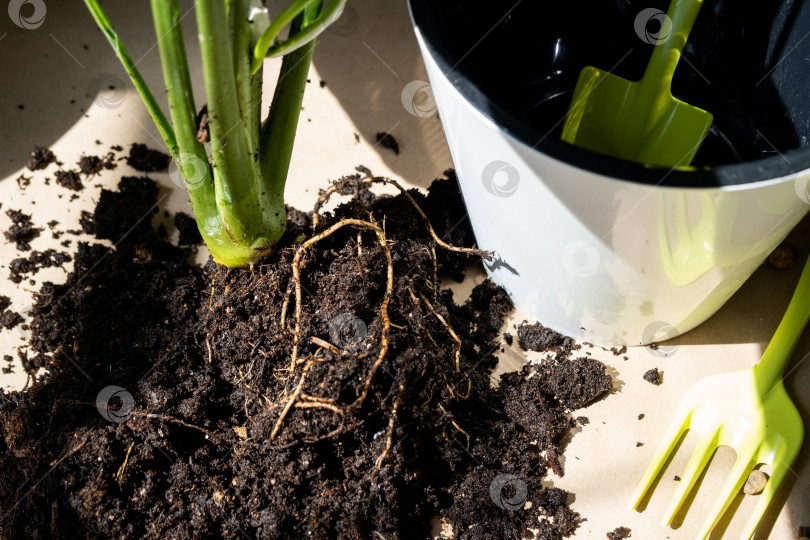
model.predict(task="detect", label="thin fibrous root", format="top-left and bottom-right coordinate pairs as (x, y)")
top-left (115, 441), bottom-right (135, 483)
top-left (294, 402), bottom-right (344, 414)
top-left (312, 175), bottom-right (493, 261)
top-left (270, 357), bottom-right (319, 441)
top-left (300, 392), bottom-right (335, 404)
top-left (133, 412), bottom-right (218, 440)
top-left (286, 218), bottom-right (393, 414)
top-left (419, 292), bottom-right (462, 372)
top-left (374, 383), bottom-right (405, 471)
top-left (310, 336), bottom-right (340, 355)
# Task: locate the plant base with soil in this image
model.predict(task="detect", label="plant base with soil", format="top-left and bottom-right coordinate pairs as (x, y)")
top-left (0, 164), bottom-right (612, 539)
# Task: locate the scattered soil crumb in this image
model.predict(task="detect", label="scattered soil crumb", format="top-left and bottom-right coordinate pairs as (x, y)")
top-left (196, 105), bottom-right (210, 143)
top-left (611, 345), bottom-right (627, 356)
top-left (77, 152), bottom-right (117, 176)
top-left (504, 332), bottom-right (513, 346)
top-left (9, 249), bottom-right (72, 283)
top-left (768, 242), bottom-right (797, 270)
top-left (174, 212), bottom-right (202, 246)
top-left (607, 526), bottom-right (632, 539)
top-left (674, 476), bottom-right (681, 481)
top-left (4, 209), bottom-right (42, 251)
top-left (643, 368), bottom-right (662, 385)
top-left (26, 146), bottom-right (55, 171)
top-left (0, 296), bottom-right (10, 312)
top-left (15, 174), bottom-right (31, 190)
top-left (0, 309), bottom-right (23, 330)
top-left (636, 442), bottom-right (644, 447)
top-left (517, 321), bottom-right (579, 356)
top-left (375, 131), bottom-right (400, 155)
top-left (576, 416), bottom-right (589, 425)
top-left (638, 413), bottom-right (645, 420)
top-left (354, 132), bottom-right (360, 143)
top-left (55, 170), bottom-right (82, 191)
top-left (79, 211), bottom-right (95, 235)
top-left (126, 143), bottom-right (171, 172)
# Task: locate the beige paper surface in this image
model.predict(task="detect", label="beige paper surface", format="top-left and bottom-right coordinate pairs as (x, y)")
top-left (0, 1), bottom-right (808, 538)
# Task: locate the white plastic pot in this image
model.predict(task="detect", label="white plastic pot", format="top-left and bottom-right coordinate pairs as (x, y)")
top-left (409, 2), bottom-right (810, 345)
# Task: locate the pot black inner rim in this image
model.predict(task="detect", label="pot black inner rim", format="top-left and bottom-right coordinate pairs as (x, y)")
top-left (409, 0), bottom-right (810, 188)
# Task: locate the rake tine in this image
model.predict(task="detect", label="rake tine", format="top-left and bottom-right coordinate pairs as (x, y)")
top-left (695, 447), bottom-right (757, 539)
top-left (662, 429), bottom-right (719, 526)
top-left (628, 404), bottom-right (693, 509)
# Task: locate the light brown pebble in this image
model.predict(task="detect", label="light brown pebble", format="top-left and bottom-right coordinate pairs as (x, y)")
top-left (743, 469), bottom-right (768, 495)
top-left (768, 243), bottom-right (797, 269)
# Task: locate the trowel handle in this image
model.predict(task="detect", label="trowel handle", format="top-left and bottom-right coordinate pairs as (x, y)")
top-left (640, 0), bottom-right (704, 88)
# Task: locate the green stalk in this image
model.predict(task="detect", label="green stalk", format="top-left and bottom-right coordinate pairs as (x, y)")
top-left (196, 0), bottom-right (266, 252)
top-left (259, 7), bottom-right (319, 200)
top-left (84, 0), bottom-right (177, 156)
top-left (151, 0), bottom-right (252, 264)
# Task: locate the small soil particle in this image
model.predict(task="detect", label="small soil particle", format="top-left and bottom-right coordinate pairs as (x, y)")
top-left (607, 526), bottom-right (631, 539)
top-left (9, 249), bottom-right (72, 283)
top-left (4, 209), bottom-right (42, 251)
top-left (517, 321), bottom-right (579, 357)
top-left (643, 368), bottom-right (662, 385)
top-left (743, 470), bottom-right (768, 495)
top-left (636, 442), bottom-right (644, 447)
top-left (674, 476), bottom-right (681, 481)
top-left (79, 211), bottom-right (95, 235)
top-left (576, 416), bottom-right (589, 425)
top-left (126, 143), bottom-right (171, 172)
top-left (26, 146), bottom-right (55, 171)
top-left (0, 309), bottom-right (23, 330)
top-left (638, 413), bottom-right (645, 420)
top-left (77, 152), bottom-right (117, 176)
top-left (196, 105), bottom-right (210, 143)
top-left (375, 131), bottom-right (400, 155)
top-left (15, 174), bottom-right (31, 190)
top-left (174, 212), bottom-right (202, 246)
top-left (610, 345), bottom-right (627, 356)
top-left (504, 332), bottom-right (514, 345)
top-left (55, 169), bottom-right (82, 191)
top-left (0, 296), bottom-right (10, 311)
top-left (768, 242), bottom-right (797, 269)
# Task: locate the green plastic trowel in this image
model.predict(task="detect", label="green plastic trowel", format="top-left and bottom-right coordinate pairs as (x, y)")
top-left (561, 0), bottom-right (712, 168)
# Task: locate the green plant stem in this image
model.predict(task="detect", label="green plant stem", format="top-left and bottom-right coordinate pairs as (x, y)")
top-left (196, 0), bottom-right (263, 249)
top-left (259, 11), bottom-right (318, 200)
top-left (84, 0), bottom-right (177, 155)
top-left (251, 0), bottom-right (318, 74)
top-left (263, 0), bottom-right (346, 59)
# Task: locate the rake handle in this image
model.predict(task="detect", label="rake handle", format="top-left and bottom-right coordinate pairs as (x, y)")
top-left (754, 252), bottom-right (810, 393)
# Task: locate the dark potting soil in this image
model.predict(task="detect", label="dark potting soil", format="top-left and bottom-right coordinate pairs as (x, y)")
top-left (517, 321), bottom-right (578, 358)
top-left (606, 526), bottom-right (631, 539)
top-left (375, 131), bottom-right (400, 155)
top-left (77, 152), bottom-right (117, 177)
top-left (26, 146), bottom-right (55, 171)
top-left (7, 249), bottom-right (72, 284)
top-left (4, 209), bottom-right (42, 251)
top-left (55, 169), bottom-right (83, 191)
top-left (174, 212), bottom-right (203, 246)
top-left (0, 167), bottom-right (612, 539)
top-left (643, 368), bottom-right (662, 386)
top-left (126, 143), bottom-right (171, 172)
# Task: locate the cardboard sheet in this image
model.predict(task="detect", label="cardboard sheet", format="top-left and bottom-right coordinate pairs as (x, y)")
top-left (1, 1), bottom-right (808, 537)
